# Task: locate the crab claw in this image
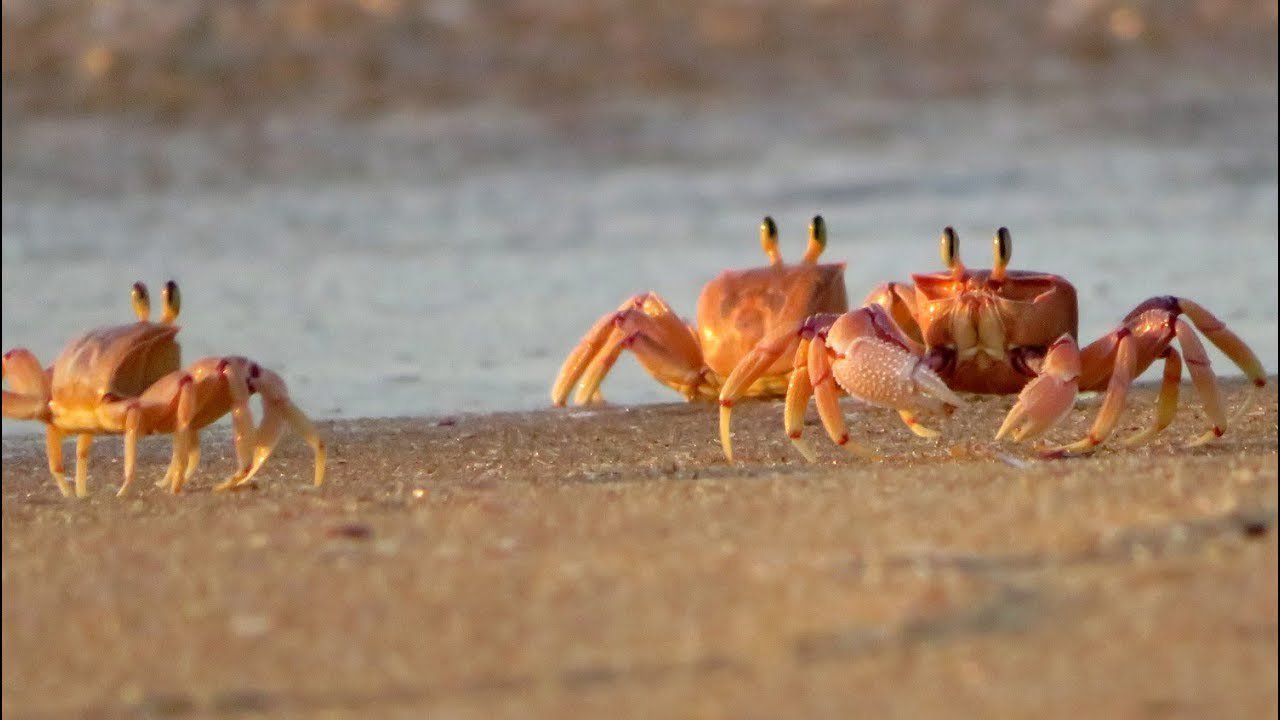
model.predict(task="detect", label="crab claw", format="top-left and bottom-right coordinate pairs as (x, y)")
top-left (2, 349), bottom-right (52, 421)
top-left (996, 334), bottom-right (1080, 443)
top-left (830, 336), bottom-right (965, 414)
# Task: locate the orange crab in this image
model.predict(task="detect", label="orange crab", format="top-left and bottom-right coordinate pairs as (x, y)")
top-left (2, 282), bottom-right (326, 497)
top-left (718, 226), bottom-right (1267, 461)
top-left (552, 216), bottom-right (850, 407)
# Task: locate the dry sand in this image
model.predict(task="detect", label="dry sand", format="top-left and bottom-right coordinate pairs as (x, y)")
top-left (3, 379), bottom-right (1277, 719)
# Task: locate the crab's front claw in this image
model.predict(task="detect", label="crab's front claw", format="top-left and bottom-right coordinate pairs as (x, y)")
top-left (3, 349), bottom-right (53, 422)
top-left (996, 334), bottom-right (1081, 444)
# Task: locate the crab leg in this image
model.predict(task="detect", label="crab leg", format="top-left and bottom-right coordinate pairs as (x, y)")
top-left (74, 434), bottom-right (94, 498)
top-left (552, 299), bottom-right (634, 406)
top-left (1123, 347), bottom-right (1182, 445)
top-left (1045, 296), bottom-right (1266, 454)
top-left (1046, 332), bottom-right (1139, 455)
top-left (216, 367), bottom-right (326, 490)
top-left (808, 335), bottom-right (879, 460)
top-left (1177, 298), bottom-right (1267, 386)
top-left (217, 398), bottom-right (326, 490)
top-left (223, 359), bottom-right (256, 482)
top-left (103, 376), bottom-right (196, 496)
top-left (862, 282), bottom-right (923, 347)
top-left (898, 410), bottom-right (942, 438)
top-left (783, 338), bottom-right (818, 462)
top-left (571, 325), bottom-right (633, 405)
top-left (552, 293), bottom-right (704, 406)
top-left (165, 379), bottom-right (199, 494)
top-left (1175, 319), bottom-right (1229, 446)
top-left (996, 335), bottom-right (1081, 443)
top-left (572, 309), bottom-right (708, 405)
top-left (624, 331), bottom-right (714, 400)
top-left (718, 314), bottom-right (838, 461)
top-left (156, 433), bottom-right (205, 490)
top-left (45, 427), bottom-right (72, 497)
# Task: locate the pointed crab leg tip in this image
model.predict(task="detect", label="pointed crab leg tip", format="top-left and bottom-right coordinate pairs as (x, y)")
top-left (994, 413), bottom-right (1021, 441)
top-left (790, 438), bottom-right (818, 463)
top-left (1122, 428), bottom-right (1159, 446)
top-left (719, 404), bottom-right (736, 463)
top-left (1185, 427), bottom-right (1223, 448)
top-left (314, 446), bottom-right (327, 486)
top-left (994, 422), bottom-right (1014, 441)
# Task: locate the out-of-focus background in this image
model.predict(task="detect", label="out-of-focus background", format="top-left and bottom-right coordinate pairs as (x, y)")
top-left (2, 0), bottom-right (1276, 431)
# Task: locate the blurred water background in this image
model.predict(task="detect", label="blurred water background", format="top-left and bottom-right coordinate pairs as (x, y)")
top-left (2, 0), bottom-right (1276, 434)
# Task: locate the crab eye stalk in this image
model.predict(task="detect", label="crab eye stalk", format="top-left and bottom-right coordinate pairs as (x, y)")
top-left (803, 215), bottom-right (827, 264)
top-left (131, 282), bottom-right (151, 321)
top-left (760, 216), bottom-right (782, 266)
top-left (991, 227), bottom-right (1011, 282)
top-left (161, 280), bottom-right (181, 324)
top-left (940, 226), bottom-right (965, 275)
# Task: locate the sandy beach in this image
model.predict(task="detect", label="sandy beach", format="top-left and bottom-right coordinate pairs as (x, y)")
top-left (2, 379), bottom-right (1275, 718)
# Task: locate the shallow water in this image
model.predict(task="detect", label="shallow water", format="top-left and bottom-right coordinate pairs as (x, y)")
top-left (2, 69), bottom-right (1276, 434)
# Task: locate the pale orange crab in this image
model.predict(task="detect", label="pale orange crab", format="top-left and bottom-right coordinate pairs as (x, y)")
top-left (718, 226), bottom-right (1267, 461)
top-left (2, 281), bottom-right (326, 497)
top-left (552, 216), bottom-right (850, 407)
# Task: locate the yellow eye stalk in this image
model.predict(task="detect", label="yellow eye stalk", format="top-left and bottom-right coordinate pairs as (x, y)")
top-left (991, 227), bottom-right (1011, 282)
top-left (803, 215), bottom-right (827, 264)
top-left (760, 216), bottom-right (781, 266)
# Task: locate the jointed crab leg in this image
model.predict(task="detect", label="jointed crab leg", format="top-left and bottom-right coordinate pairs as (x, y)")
top-left (45, 427), bottom-right (72, 497)
top-left (551, 298), bottom-right (635, 406)
top-left (214, 386), bottom-right (327, 491)
top-left (1122, 347), bottom-right (1182, 445)
top-left (1067, 298), bottom-right (1263, 453)
top-left (718, 314), bottom-right (839, 461)
top-left (574, 312), bottom-right (707, 405)
top-left (75, 434), bottom-right (94, 498)
top-left (1000, 295), bottom-right (1267, 454)
top-left (552, 293), bottom-right (707, 406)
top-left (720, 306), bottom-right (961, 462)
top-left (995, 335), bottom-right (1081, 442)
top-left (98, 376), bottom-right (197, 497)
top-left (806, 331), bottom-right (880, 460)
top-left (783, 338), bottom-right (818, 462)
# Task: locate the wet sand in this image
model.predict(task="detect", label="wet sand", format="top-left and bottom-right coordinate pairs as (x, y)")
top-left (2, 379), bottom-right (1276, 718)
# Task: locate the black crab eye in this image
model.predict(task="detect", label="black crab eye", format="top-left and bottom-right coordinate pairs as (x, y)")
top-left (761, 216), bottom-right (778, 240)
top-left (162, 281), bottom-right (180, 311)
top-left (809, 215), bottom-right (827, 249)
top-left (994, 227), bottom-right (1012, 266)
top-left (940, 226), bottom-right (960, 268)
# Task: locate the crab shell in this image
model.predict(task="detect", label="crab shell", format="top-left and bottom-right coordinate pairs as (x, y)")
top-left (697, 262), bottom-right (849, 379)
top-left (878, 269), bottom-right (1079, 394)
top-left (47, 322), bottom-right (181, 433)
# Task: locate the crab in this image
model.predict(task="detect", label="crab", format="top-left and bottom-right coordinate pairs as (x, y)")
top-left (2, 281), bottom-right (326, 497)
top-left (718, 226), bottom-right (1267, 462)
top-left (552, 216), bottom-right (850, 408)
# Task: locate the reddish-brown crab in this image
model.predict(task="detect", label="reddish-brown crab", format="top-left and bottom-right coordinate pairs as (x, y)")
top-left (552, 216), bottom-right (850, 406)
top-left (2, 281), bottom-right (326, 497)
top-left (719, 227), bottom-right (1266, 461)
